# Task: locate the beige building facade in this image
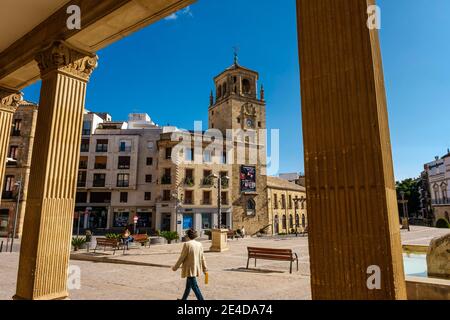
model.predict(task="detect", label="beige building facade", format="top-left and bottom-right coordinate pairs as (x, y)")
top-left (267, 176), bottom-right (307, 235)
top-left (0, 102), bottom-right (38, 238)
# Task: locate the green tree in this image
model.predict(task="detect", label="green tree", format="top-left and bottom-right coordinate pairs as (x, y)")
top-left (396, 178), bottom-right (421, 218)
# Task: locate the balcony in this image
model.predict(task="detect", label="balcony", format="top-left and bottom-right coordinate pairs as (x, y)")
top-left (431, 198), bottom-right (450, 205)
top-left (202, 177), bottom-right (213, 187)
top-left (117, 181), bottom-right (129, 188)
top-left (202, 199), bottom-right (212, 205)
top-left (184, 177), bottom-right (195, 187)
top-left (184, 199), bottom-right (194, 205)
top-left (221, 179), bottom-right (229, 189)
top-left (161, 175), bottom-right (172, 185)
top-left (119, 146), bottom-right (132, 152)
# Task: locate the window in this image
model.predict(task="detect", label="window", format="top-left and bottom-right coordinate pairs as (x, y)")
top-left (203, 150), bottom-right (212, 163)
top-left (82, 121), bottom-right (91, 135)
top-left (288, 195), bottom-right (293, 209)
top-left (144, 192), bottom-right (151, 201)
top-left (162, 168), bottom-right (171, 184)
top-left (119, 140), bottom-right (131, 152)
top-left (12, 119), bottom-right (22, 136)
top-left (296, 214), bottom-right (300, 228)
top-left (146, 157), bottom-right (153, 166)
top-left (221, 151), bottom-right (227, 164)
top-left (93, 174), bottom-right (106, 187)
top-left (221, 192), bottom-right (228, 205)
top-left (258, 121), bottom-right (261, 128)
top-left (145, 175), bottom-right (153, 183)
top-left (118, 156), bottom-right (130, 169)
top-left (282, 215), bottom-right (287, 230)
top-left (281, 194), bottom-right (286, 209)
top-left (117, 174), bottom-right (129, 187)
top-left (242, 78), bottom-right (251, 94)
top-left (162, 190), bottom-right (171, 201)
top-left (120, 192), bottom-right (128, 203)
top-left (94, 156), bottom-right (107, 169)
top-left (274, 194), bottom-right (278, 209)
top-left (203, 191), bottom-right (211, 205)
top-left (246, 199), bottom-right (256, 216)
top-left (203, 170), bottom-right (213, 186)
top-left (90, 192), bottom-right (111, 203)
top-left (165, 147), bottom-right (172, 160)
top-left (223, 82), bottom-right (227, 95)
top-left (77, 171), bottom-right (87, 187)
top-left (289, 215), bottom-right (294, 229)
top-left (202, 213), bottom-right (212, 229)
top-left (75, 192), bottom-right (87, 203)
top-left (185, 148), bottom-right (194, 162)
top-left (2, 176), bottom-right (15, 199)
top-left (81, 139), bottom-right (90, 152)
top-left (113, 212), bottom-right (129, 227)
top-left (96, 139), bottom-right (108, 152)
top-left (237, 117), bottom-right (241, 124)
top-left (8, 146), bottom-right (18, 160)
top-left (79, 156), bottom-right (88, 169)
top-left (184, 190), bottom-right (193, 204)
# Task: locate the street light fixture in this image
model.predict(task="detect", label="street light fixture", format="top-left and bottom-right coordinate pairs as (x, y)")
top-left (208, 174), bottom-right (230, 229)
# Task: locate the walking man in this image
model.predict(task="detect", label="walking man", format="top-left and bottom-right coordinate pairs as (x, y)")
top-left (172, 229), bottom-right (208, 300)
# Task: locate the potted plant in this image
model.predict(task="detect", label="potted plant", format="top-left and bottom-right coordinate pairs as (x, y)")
top-left (185, 176), bottom-right (195, 187)
top-left (72, 237), bottom-right (87, 251)
top-left (159, 231), bottom-right (179, 244)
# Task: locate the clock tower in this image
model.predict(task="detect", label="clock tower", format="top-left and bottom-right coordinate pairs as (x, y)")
top-left (208, 57), bottom-right (269, 234)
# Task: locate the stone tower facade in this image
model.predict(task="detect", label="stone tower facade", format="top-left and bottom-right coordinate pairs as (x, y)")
top-left (208, 59), bottom-right (269, 235)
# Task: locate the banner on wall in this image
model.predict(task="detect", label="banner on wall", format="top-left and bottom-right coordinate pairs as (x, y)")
top-left (240, 165), bottom-right (256, 193)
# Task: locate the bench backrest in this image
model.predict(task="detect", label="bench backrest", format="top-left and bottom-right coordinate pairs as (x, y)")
top-left (247, 247), bottom-right (293, 257)
top-left (132, 234), bottom-right (148, 241)
top-left (97, 238), bottom-right (118, 246)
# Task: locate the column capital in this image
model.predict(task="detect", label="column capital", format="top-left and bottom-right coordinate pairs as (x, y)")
top-left (35, 41), bottom-right (98, 82)
top-left (0, 87), bottom-right (23, 112)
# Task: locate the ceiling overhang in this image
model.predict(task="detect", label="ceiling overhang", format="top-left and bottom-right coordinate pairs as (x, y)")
top-left (0, 0), bottom-right (195, 90)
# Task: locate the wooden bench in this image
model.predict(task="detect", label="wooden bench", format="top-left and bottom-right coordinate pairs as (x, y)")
top-left (94, 238), bottom-right (122, 255)
top-left (131, 234), bottom-right (150, 248)
top-left (247, 247), bottom-right (299, 274)
top-left (227, 230), bottom-right (239, 240)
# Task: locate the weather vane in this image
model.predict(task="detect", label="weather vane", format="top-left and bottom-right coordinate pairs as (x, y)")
top-left (233, 46), bottom-right (240, 64)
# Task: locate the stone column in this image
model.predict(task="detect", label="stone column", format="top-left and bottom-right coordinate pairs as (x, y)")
top-left (0, 88), bottom-right (22, 199)
top-left (296, 0), bottom-right (407, 299)
top-left (15, 41), bottom-right (98, 300)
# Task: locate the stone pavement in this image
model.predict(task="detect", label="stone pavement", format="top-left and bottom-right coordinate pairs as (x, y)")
top-left (0, 226), bottom-right (448, 300)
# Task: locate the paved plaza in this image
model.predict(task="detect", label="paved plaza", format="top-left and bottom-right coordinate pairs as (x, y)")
top-left (0, 226), bottom-right (448, 300)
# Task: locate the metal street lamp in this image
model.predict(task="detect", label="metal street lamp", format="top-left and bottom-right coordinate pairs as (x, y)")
top-left (293, 196), bottom-right (306, 237)
top-left (209, 174), bottom-right (230, 229)
top-left (10, 180), bottom-right (22, 252)
top-left (399, 191), bottom-right (410, 232)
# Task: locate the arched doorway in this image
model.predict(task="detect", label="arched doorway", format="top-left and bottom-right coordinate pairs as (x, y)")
top-left (274, 215), bottom-right (279, 235)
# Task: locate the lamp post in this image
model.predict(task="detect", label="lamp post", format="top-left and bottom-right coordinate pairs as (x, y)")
top-left (209, 174), bottom-right (230, 229)
top-left (10, 179), bottom-right (22, 252)
top-left (293, 196), bottom-right (306, 237)
top-left (399, 191), bottom-right (410, 232)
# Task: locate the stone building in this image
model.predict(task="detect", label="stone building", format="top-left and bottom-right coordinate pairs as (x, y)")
top-left (74, 112), bottom-right (161, 234)
top-left (267, 176), bottom-right (307, 235)
top-left (0, 101), bottom-right (38, 238)
top-left (424, 151), bottom-right (450, 225)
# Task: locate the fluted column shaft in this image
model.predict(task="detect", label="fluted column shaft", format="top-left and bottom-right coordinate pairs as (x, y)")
top-left (297, 0), bottom-right (407, 299)
top-left (0, 89), bottom-right (22, 201)
top-left (15, 41), bottom-right (98, 300)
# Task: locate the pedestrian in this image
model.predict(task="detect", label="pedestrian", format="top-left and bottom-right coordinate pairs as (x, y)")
top-left (172, 229), bottom-right (208, 300)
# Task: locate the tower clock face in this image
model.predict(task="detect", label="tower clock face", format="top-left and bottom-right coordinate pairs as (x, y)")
top-left (246, 118), bottom-right (254, 127)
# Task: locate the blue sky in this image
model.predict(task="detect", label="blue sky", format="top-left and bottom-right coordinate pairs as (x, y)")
top-left (23, 0), bottom-right (450, 181)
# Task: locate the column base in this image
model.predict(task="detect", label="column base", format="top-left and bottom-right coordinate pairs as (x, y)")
top-left (13, 291), bottom-right (69, 300)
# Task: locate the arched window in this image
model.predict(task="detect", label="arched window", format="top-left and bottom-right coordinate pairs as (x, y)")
top-left (289, 215), bottom-right (294, 229)
top-left (242, 79), bottom-right (251, 94)
top-left (282, 215), bottom-right (287, 230)
top-left (223, 83), bottom-right (227, 95)
top-left (295, 214), bottom-right (300, 227)
top-left (217, 85), bottom-right (222, 99)
top-left (274, 215), bottom-right (279, 234)
top-left (301, 214), bottom-right (306, 228)
top-left (247, 199), bottom-right (256, 210)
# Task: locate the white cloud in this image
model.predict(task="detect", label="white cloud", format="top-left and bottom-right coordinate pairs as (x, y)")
top-left (164, 6), bottom-right (193, 21)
